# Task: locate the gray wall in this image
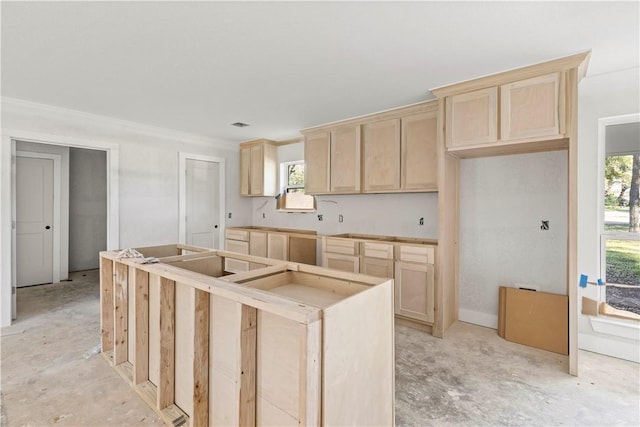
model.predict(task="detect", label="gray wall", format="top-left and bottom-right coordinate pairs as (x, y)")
top-left (458, 150), bottom-right (568, 328)
top-left (69, 147), bottom-right (107, 271)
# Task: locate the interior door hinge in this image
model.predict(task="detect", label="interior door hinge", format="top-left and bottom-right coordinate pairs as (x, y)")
top-left (12, 221), bottom-right (16, 230)
top-left (12, 287), bottom-right (16, 294)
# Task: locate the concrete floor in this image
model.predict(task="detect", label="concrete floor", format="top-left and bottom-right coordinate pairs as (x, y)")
top-left (1, 270), bottom-right (639, 426)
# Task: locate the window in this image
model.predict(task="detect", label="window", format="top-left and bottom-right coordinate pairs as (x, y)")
top-left (284, 161), bottom-right (305, 193)
top-left (601, 121), bottom-right (640, 318)
top-left (277, 160), bottom-right (315, 212)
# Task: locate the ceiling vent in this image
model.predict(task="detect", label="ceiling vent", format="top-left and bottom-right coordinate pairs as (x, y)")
top-left (231, 122), bottom-right (250, 128)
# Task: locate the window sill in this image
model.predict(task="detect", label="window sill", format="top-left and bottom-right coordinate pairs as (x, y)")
top-left (589, 315), bottom-right (640, 341)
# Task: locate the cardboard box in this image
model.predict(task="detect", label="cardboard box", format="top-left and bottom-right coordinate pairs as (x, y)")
top-left (498, 286), bottom-right (568, 355)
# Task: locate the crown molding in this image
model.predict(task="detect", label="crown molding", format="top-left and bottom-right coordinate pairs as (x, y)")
top-left (430, 50), bottom-right (592, 98)
top-left (1, 97), bottom-right (237, 149)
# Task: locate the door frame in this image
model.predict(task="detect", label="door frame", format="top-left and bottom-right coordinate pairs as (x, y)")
top-left (4, 131), bottom-right (119, 324)
top-left (178, 152), bottom-right (226, 249)
top-left (14, 151), bottom-right (62, 290)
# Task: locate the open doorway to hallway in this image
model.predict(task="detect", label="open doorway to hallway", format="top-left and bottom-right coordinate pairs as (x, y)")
top-left (13, 141), bottom-right (107, 321)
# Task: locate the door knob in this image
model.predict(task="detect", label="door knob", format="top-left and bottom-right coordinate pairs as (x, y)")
top-left (45, 226), bottom-right (51, 230)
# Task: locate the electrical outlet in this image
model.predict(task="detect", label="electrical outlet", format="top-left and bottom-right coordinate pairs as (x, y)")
top-left (318, 214), bottom-right (323, 221)
top-left (540, 220), bottom-right (549, 230)
top-left (419, 217), bottom-right (424, 226)
top-left (262, 213), bottom-right (266, 219)
top-left (339, 214), bottom-right (343, 223)
top-left (228, 212), bottom-right (232, 219)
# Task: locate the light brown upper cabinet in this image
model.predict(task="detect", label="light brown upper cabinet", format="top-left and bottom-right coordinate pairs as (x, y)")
top-left (401, 112), bottom-right (438, 191)
top-left (501, 73), bottom-right (561, 141)
top-left (445, 87), bottom-right (498, 148)
top-left (304, 131), bottom-right (331, 194)
top-left (442, 72), bottom-right (564, 153)
top-left (304, 125), bottom-right (361, 195)
top-left (239, 139), bottom-right (277, 196)
top-left (363, 119), bottom-right (401, 192)
top-left (330, 125), bottom-right (361, 193)
top-left (302, 100), bottom-right (439, 195)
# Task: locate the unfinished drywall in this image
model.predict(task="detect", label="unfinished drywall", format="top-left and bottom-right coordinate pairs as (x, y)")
top-left (577, 66), bottom-right (640, 362)
top-left (69, 147), bottom-right (107, 271)
top-left (458, 150), bottom-right (568, 329)
top-left (252, 142), bottom-right (439, 239)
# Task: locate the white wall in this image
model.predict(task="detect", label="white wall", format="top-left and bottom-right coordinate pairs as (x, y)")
top-left (16, 141), bottom-right (70, 282)
top-left (69, 147), bottom-right (107, 271)
top-left (0, 97), bottom-right (251, 326)
top-left (458, 151), bottom-right (568, 329)
top-left (252, 142), bottom-right (439, 238)
top-left (577, 67), bottom-right (640, 362)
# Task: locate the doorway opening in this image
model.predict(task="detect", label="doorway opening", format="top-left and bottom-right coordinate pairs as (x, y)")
top-left (11, 139), bottom-right (113, 322)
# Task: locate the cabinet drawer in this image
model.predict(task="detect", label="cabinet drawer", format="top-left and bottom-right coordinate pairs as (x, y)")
top-left (398, 245), bottom-right (435, 264)
top-left (225, 229), bottom-right (249, 242)
top-left (325, 238), bottom-right (359, 256)
top-left (363, 242), bottom-right (394, 259)
top-left (323, 253), bottom-right (360, 273)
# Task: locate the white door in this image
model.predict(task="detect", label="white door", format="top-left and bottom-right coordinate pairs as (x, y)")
top-left (16, 156), bottom-right (54, 286)
top-left (185, 159), bottom-right (220, 249)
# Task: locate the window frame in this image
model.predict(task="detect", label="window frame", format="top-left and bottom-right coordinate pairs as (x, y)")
top-left (597, 113), bottom-right (640, 321)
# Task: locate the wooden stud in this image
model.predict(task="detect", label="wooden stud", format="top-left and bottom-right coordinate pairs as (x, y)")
top-left (114, 261), bottom-right (128, 365)
top-left (239, 305), bottom-right (257, 427)
top-left (158, 277), bottom-right (176, 410)
top-left (192, 289), bottom-right (210, 427)
top-left (567, 67), bottom-right (579, 376)
top-left (100, 256), bottom-right (114, 354)
top-left (134, 269), bottom-right (150, 385)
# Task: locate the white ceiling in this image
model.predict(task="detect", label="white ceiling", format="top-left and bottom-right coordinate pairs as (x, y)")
top-left (2, 1), bottom-right (638, 144)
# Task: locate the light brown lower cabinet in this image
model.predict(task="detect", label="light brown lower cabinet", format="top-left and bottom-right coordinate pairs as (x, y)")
top-left (267, 233), bottom-right (288, 261)
top-left (361, 257), bottom-right (394, 278)
top-left (224, 239), bottom-right (249, 273)
top-left (395, 261), bottom-right (435, 323)
top-left (249, 231), bottom-right (267, 270)
top-left (323, 253), bottom-right (360, 273)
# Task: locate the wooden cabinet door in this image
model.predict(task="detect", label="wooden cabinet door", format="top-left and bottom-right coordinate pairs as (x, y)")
top-left (240, 147), bottom-right (251, 196)
top-left (501, 73), bottom-right (561, 141)
top-left (323, 253), bottom-right (360, 273)
top-left (304, 131), bottom-right (331, 194)
top-left (363, 119), bottom-right (400, 192)
top-left (249, 231), bottom-right (268, 270)
top-left (401, 112), bottom-right (438, 190)
top-left (330, 125), bottom-right (361, 193)
top-left (361, 257), bottom-right (394, 278)
top-left (249, 144), bottom-right (264, 196)
top-left (445, 87), bottom-right (498, 148)
top-left (224, 239), bottom-right (249, 273)
top-left (394, 261), bottom-right (434, 323)
top-left (267, 233), bottom-right (288, 261)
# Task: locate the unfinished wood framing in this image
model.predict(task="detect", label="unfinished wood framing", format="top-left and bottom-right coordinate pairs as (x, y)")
top-left (134, 269), bottom-right (149, 384)
top-left (113, 261), bottom-right (128, 365)
top-left (100, 245), bottom-right (394, 426)
top-left (158, 277), bottom-right (176, 410)
top-left (100, 257), bottom-right (114, 353)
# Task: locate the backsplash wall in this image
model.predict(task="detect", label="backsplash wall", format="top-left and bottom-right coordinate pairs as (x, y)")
top-left (250, 192), bottom-right (439, 238)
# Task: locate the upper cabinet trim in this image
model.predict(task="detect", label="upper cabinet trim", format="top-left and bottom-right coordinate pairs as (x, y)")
top-left (430, 50), bottom-right (590, 99)
top-left (300, 100), bottom-right (439, 135)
